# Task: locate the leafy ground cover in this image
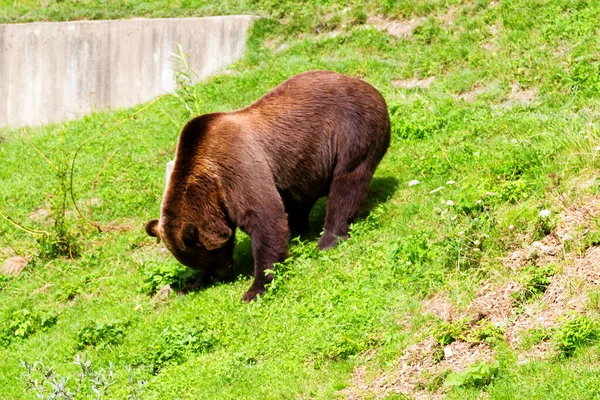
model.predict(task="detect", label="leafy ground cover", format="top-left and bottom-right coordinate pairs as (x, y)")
top-left (2, 0), bottom-right (600, 398)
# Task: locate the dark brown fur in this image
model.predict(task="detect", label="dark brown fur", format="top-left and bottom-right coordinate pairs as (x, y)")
top-left (146, 71), bottom-right (390, 301)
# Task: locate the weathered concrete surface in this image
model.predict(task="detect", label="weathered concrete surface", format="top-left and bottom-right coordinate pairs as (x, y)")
top-left (0, 16), bottom-right (256, 128)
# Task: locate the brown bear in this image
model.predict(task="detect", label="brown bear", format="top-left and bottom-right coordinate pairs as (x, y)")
top-left (145, 70), bottom-right (390, 301)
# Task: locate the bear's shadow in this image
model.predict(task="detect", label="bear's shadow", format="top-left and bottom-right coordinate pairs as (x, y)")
top-left (231, 175), bottom-right (399, 279)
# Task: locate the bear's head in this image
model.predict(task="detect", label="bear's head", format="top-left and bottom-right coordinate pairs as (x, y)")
top-left (145, 157), bottom-right (235, 283)
top-left (145, 216), bottom-right (234, 282)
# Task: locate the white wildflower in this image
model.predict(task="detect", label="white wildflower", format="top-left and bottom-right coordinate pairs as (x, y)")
top-left (446, 180), bottom-right (456, 185)
top-left (446, 200), bottom-right (455, 206)
top-left (508, 224), bottom-right (515, 230)
top-left (595, 146), bottom-right (600, 152)
top-left (458, 231), bottom-right (464, 235)
top-left (539, 209), bottom-right (551, 218)
top-left (474, 239), bottom-right (480, 246)
top-left (430, 186), bottom-right (445, 194)
top-left (408, 179), bottom-right (420, 187)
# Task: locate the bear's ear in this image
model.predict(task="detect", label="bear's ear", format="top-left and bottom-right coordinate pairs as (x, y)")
top-left (198, 219), bottom-right (232, 251)
top-left (145, 219), bottom-right (160, 237)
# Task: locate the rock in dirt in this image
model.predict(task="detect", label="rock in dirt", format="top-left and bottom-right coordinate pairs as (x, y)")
top-left (153, 284), bottom-right (173, 303)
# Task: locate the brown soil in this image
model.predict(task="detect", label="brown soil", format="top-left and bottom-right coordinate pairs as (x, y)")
top-left (392, 76), bottom-right (435, 89)
top-left (437, 7), bottom-right (457, 27)
top-left (153, 284), bottom-right (174, 304)
top-left (502, 82), bottom-right (537, 107)
top-left (457, 85), bottom-right (488, 102)
top-left (30, 208), bottom-right (51, 222)
top-left (423, 292), bottom-right (456, 322)
top-left (343, 337), bottom-right (493, 399)
top-left (367, 15), bottom-right (421, 38)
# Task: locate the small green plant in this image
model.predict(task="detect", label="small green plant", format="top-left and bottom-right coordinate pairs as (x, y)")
top-left (466, 319), bottom-right (506, 344)
top-left (512, 263), bottom-right (558, 306)
top-left (18, 128), bottom-right (82, 260)
top-left (420, 369), bottom-right (451, 392)
top-left (350, 202), bottom-right (390, 236)
top-left (519, 326), bottom-right (553, 351)
top-left (433, 319), bottom-right (470, 346)
top-left (444, 360), bottom-right (500, 388)
top-left (263, 238), bottom-right (319, 300)
top-left (0, 274), bottom-right (11, 291)
top-left (163, 43), bottom-right (203, 125)
top-left (499, 179), bottom-right (533, 204)
top-left (388, 102), bottom-right (448, 140)
top-left (0, 308), bottom-right (57, 347)
top-left (533, 209), bottom-right (556, 239)
top-left (54, 282), bottom-right (83, 302)
top-left (553, 314), bottom-right (599, 357)
top-left (348, 7), bottom-right (367, 26)
top-left (137, 324), bottom-right (217, 374)
top-left (76, 321), bottom-right (127, 350)
top-left (586, 290), bottom-right (600, 314)
top-left (323, 333), bottom-right (365, 361)
top-left (125, 366), bottom-right (148, 400)
top-left (389, 230), bottom-right (446, 296)
top-left (581, 218), bottom-right (600, 249)
top-left (309, 332), bottom-right (371, 369)
top-left (141, 262), bottom-right (200, 295)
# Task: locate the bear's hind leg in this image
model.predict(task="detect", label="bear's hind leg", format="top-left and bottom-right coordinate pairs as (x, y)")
top-left (318, 163), bottom-right (374, 250)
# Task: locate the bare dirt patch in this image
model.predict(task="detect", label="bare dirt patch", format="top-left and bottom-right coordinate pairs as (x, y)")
top-left (457, 85), bottom-right (488, 102)
top-left (502, 82), bottom-right (537, 107)
top-left (503, 234), bottom-right (562, 271)
top-left (423, 292), bottom-right (456, 322)
top-left (152, 284), bottom-right (174, 304)
top-left (344, 337), bottom-right (494, 399)
top-left (30, 208), bottom-right (52, 222)
top-left (367, 15), bottom-right (421, 38)
top-left (392, 76), bottom-right (435, 89)
top-left (104, 218), bottom-right (140, 233)
top-left (480, 42), bottom-right (496, 51)
top-left (468, 281), bottom-right (521, 325)
top-left (438, 7), bottom-right (457, 27)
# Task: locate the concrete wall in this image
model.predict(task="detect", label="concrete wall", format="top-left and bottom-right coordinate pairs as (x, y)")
top-left (0, 16), bottom-right (256, 128)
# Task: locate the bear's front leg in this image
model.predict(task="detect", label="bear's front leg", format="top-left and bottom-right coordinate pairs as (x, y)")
top-left (241, 211), bottom-right (289, 302)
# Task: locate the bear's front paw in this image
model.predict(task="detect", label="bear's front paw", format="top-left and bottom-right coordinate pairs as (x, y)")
top-left (242, 285), bottom-right (265, 302)
top-left (318, 232), bottom-right (349, 250)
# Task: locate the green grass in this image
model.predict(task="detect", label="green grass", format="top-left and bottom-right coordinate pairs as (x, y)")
top-left (2, 0), bottom-right (600, 398)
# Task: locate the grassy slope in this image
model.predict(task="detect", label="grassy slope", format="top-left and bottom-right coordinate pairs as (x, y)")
top-left (2, 0), bottom-right (600, 398)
